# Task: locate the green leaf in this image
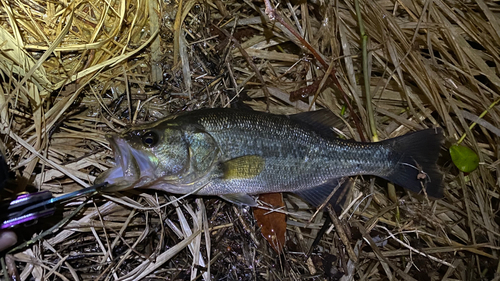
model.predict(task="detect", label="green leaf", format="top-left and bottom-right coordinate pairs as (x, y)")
top-left (449, 145), bottom-right (479, 173)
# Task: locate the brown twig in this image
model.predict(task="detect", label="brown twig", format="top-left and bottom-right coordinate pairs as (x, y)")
top-left (214, 25), bottom-right (271, 111)
top-left (353, 221), bottom-right (419, 281)
top-left (263, 1), bottom-right (366, 141)
top-left (326, 204), bottom-right (358, 263)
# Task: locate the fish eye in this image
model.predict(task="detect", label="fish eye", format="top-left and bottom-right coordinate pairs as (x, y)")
top-left (141, 131), bottom-right (159, 147)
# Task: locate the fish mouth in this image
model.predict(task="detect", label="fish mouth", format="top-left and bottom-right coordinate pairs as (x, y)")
top-left (95, 135), bottom-right (156, 191)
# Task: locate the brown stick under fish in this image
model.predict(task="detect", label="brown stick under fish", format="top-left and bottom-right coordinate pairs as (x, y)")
top-left (95, 108), bottom-right (444, 206)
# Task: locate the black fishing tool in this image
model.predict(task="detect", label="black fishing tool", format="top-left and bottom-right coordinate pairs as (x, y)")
top-left (0, 182), bottom-right (108, 230)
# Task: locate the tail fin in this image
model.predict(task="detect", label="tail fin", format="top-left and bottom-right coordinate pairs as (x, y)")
top-left (383, 128), bottom-right (444, 198)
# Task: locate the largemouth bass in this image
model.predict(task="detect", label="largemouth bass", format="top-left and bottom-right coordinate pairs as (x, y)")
top-left (95, 108), bottom-right (443, 206)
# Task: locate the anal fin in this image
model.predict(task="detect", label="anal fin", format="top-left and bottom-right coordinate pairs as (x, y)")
top-left (294, 177), bottom-right (352, 211)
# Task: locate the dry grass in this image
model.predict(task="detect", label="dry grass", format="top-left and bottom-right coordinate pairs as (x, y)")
top-left (0, 0), bottom-right (499, 280)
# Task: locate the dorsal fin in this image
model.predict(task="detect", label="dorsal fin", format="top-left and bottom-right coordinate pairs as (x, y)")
top-left (288, 109), bottom-right (342, 139)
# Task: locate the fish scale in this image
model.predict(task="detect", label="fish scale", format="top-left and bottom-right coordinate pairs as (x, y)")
top-left (191, 110), bottom-right (387, 192)
top-left (96, 108), bottom-right (444, 206)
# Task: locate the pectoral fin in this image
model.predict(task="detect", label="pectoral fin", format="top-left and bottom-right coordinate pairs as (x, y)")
top-left (222, 155), bottom-right (265, 180)
top-left (220, 193), bottom-right (257, 206)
